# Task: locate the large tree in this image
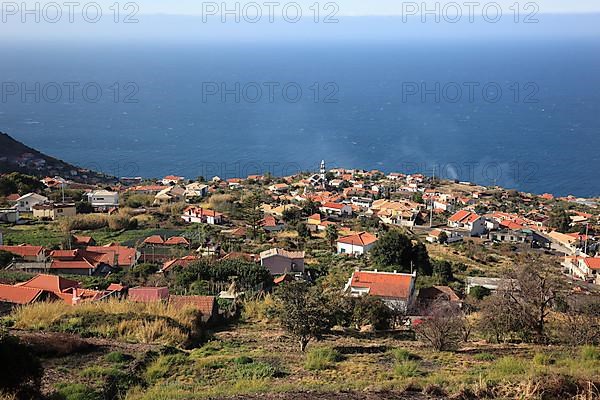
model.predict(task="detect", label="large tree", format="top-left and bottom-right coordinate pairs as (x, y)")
top-left (371, 230), bottom-right (432, 275)
top-left (240, 193), bottom-right (264, 239)
top-left (276, 281), bottom-right (333, 351)
top-left (325, 224), bottom-right (339, 250)
top-left (548, 207), bottom-right (571, 233)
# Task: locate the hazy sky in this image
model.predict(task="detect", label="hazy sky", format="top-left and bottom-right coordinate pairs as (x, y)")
top-left (133, 0), bottom-right (600, 15)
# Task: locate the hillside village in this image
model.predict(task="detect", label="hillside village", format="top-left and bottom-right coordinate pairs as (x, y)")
top-left (0, 161), bottom-right (599, 400)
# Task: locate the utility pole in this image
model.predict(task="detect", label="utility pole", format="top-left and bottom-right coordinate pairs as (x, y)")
top-left (584, 222), bottom-right (589, 254)
top-left (429, 166), bottom-right (435, 228)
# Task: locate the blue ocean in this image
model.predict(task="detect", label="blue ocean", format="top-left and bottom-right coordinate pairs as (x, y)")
top-left (1, 24), bottom-right (599, 196)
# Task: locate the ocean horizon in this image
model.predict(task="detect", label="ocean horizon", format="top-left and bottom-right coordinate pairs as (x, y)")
top-left (1, 29), bottom-right (599, 196)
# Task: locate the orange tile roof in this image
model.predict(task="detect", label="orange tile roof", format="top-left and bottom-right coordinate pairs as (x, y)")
top-left (321, 202), bottom-right (345, 210)
top-left (86, 245), bottom-right (138, 267)
top-left (73, 235), bottom-right (94, 245)
top-left (164, 236), bottom-right (190, 246)
top-left (337, 232), bottom-right (378, 246)
top-left (0, 284), bottom-right (44, 304)
top-left (183, 206), bottom-right (223, 218)
top-left (17, 274), bottom-right (79, 293)
top-left (143, 235), bottom-right (165, 245)
top-left (260, 215), bottom-right (279, 227)
top-left (129, 287), bottom-right (169, 302)
top-left (162, 255), bottom-right (198, 272)
top-left (449, 210), bottom-right (480, 223)
top-left (169, 295), bottom-right (216, 317)
top-left (0, 245), bottom-right (45, 258)
top-left (583, 258), bottom-right (600, 270)
top-left (349, 271), bottom-right (414, 299)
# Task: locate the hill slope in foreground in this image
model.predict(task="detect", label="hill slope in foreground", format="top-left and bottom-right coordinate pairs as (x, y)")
top-left (0, 132), bottom-right (115, 184)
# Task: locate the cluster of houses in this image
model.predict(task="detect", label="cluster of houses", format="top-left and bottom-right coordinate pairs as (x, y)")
top-left (0, 273), bottom-right (218, 322)
top-left (0, 241), bottom-right (139, 276)
top-left (1, 163), bottom-right (599, 317)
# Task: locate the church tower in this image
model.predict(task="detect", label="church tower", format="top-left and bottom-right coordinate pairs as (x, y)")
top-left (319, 160), bottom-right (327, 189)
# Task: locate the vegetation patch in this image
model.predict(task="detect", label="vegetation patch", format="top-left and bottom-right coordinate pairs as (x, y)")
top-left (304, 347), bottom-right (343, 371)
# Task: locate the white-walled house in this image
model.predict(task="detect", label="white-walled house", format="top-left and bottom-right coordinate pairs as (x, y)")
top-left (337, 232), bottom-right (378, 255)
top-left (184, 183), bottom-right (209, 199)
top-left (447, 210), bottom-right (486, 236)
top-left (320, 202), bottom-right (352, 217)
top-left (15, 193), bottom-right (48, 212)
top-left (564, 256), bottom-right (600, 283)
top-left (87, 190), bottom-right (119, 210)
top-left (182, 206), bottom-right (223, 225)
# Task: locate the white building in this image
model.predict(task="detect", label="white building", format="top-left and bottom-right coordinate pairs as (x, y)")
top-left (0, 208), bottom-right (19, 224)
top-left (564, 256), bottom-right (600, 283)
top-left (87, 190), bottom-right (119, 210)
top-left (15, 193), bottom-right (48, 212)
top-left (184, 182), bottom-right (209, 199)
top-left (320, 202), bottom-right (352, 217)
top-left (447, 210), bottom-right (487, 236)
top-left (337, 231), bottom-right (378, 256)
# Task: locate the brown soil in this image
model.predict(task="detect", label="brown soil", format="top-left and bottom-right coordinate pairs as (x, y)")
top-left (222, 392), bottom-right (429, 400)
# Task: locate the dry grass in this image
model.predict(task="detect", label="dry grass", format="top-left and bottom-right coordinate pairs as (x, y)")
top-left (11, 300), bottom-right (200, 346)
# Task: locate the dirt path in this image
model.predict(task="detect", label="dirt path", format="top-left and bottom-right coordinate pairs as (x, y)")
top-left (221, 392), bottom-right (431, 400)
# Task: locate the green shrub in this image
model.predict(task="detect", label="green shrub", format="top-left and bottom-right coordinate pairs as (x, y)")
top-left (473, 352), bottom-right (496, 361)
top-left (489, 356), bottom-right (527, 379)
top-left (234, 356), bottom-right (253, 365)
top-left (580, 345), bottom-right (599, 361)
top-left (532, 353), bottom-right (554, 366)
top-left (105, 351), bottom-right (128, 363)
top-left (145, 354), bottom-right (189, 382)
top-left (390, 348), bottom-right (418, 362)
top-left (304, 347), bottom-right (343, 371)
top-left (52, 383), bottom-right (101, 400)
top-left (235, 362), bottom-right (277, 379)
top-left (394, 360), bottom-right (422, 377)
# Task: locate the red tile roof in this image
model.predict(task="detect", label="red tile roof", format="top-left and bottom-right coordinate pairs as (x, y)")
top-left (86, 245), bottom-right (138, 267)
top-left (73, 235), bottom-right (95, 246)
top-left (260, 215), bottom-right (279, 227)
top-left (183, 206), bottom-right (223, 218)
top-left (17, 274), bottom-right (79, 293)
top-left (448, 210), bottom-right (480, 224)
top-left (164, 236), bottom-right (190, 246)
top-left (169, 295), bottom-right (216, 318)
top-left (321, 202), bottom-right (345, 210)
top-left (337, 232), bottom-right (378, 246)
top-left (0, 245), bottom-right (45, 258)
top-left (128, 287), bottom-right (170, 302)
top-left (143, 235), bottom-right (164, 245)
top-left (107, 283), bottom-right (126, 292)
top-left (162, 255), bottom-right (198, 272)
top-left (6, 193), bottom-right (20, 202)
top-left (349, 271), bottom-right (414, 299)
top-left (0, 284), bottom-right (44, 304)
top-left (583, 258), bottom-right (600, 270)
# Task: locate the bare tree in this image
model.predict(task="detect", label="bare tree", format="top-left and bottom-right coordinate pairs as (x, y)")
top-left (557, 296), bottom-right (600, 346)
top-left (414, 299), bottom-right (465, 351)
top-left (477, 256), bottom-right (563, 343)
